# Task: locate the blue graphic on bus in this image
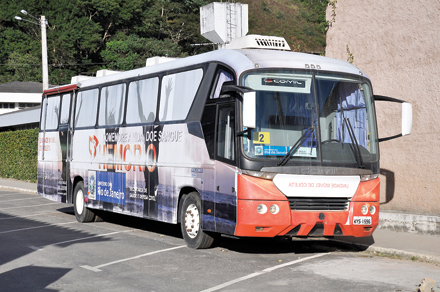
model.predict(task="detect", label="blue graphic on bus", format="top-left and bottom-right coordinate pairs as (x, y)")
top-left (96, 171), bottom-right (126, 205)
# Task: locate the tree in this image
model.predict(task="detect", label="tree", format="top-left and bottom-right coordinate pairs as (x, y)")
top-left (6, 52), bottom-right (42, 82)
top-left (101, 35), bottom-right (182, 71)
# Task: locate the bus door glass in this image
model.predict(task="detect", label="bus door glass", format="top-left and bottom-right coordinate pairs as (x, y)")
top-left (59, 92), bottom-right (72, 201)
top-left (214, 102), bottom-right (237, 234)
top-left (40, 94), bottom-right (62, 201)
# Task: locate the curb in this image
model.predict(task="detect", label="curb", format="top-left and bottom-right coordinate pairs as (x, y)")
top-left (365, 245), bottom-right (440, 265)
top-left (379, 212), bottom-right (440, 236)
top-left (0, 185), bottom-right (37, 194)
top-left (330, 239), bottom-right (440, 265)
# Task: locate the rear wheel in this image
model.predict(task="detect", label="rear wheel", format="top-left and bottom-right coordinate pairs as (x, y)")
top-left (73, 181), bottom-right (95, 222)
top-left (180, 192), bottom-right (214, 249)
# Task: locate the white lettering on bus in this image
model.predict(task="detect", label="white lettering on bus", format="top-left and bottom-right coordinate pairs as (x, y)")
top-left (144, 130), bottom-right (183, 142)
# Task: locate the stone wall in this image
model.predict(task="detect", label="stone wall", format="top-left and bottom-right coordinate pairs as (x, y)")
top-left (325, 0), bottom-right (440, 214)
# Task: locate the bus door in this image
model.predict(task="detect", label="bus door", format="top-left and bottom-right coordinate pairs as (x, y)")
top-left (39, 93), bottom-right (64, 202)
top-left (214, 102), bottom-right (237, 234)
top-left (58, 92), bottom-right (73, 203)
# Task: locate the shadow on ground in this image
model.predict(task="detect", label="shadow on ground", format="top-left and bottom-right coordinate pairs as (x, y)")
top-left (0, 266), bottom-right (70, 292)
top-left (57, 206), bottom-right (375, 255)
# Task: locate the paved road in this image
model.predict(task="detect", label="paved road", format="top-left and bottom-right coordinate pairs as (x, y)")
top-left (1, 189), bottom-right (439, 292)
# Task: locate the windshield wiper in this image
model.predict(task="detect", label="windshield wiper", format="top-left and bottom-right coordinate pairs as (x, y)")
top-left (277, 127), bottom-right (314, 166)
top-left (344, 118), bottom-right (364, 168)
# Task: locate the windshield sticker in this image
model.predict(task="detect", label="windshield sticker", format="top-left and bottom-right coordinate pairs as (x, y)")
top-left (262, 78), bottom-right (306, 88)
top-left (254, 145), bottom-right (316, 157)
top-left (244, 74), bottom-right (311, 94)
top-left (291, 147), bottom-right (317, 157)
top-left (252, 132), bottom-right (270, 144)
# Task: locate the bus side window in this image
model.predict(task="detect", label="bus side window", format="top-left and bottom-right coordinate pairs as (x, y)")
top-left (127, 77), bottom-right (159, 124)
top-left (217, 104), bottom-right (235, 161)
top-left (75, 89), bottom-right (99, 128)
top-left (40, 98), bottom-right (47, 131)
top-left (201, 104), bottom-right (216, 159)
top-left (211, 70), bottom-right (234, 99)
top-left (159, 69), bottom-right (203, 121)
top-left (99, 84), bottom-right (126, 126)
top-left (45, 95), bottom-right (61, 130)
top-left (60, 94), bottom-right (71, 125)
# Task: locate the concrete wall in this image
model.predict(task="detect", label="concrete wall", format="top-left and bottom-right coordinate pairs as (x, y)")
top-left (325, 1), bottom-right (440, 214)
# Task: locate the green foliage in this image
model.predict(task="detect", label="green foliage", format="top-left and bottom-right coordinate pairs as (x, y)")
top-left (0, 0), bottom-right (328, 84)
top-left (0, 0), bottom-right (214, 85)
top-left (346, 44), bottom-right (354, 64)
top-left (0, 128), bottom-right (39, 182)
top-left (243, 0), bottom-right (329, 52)
top-left (101, 35), bottom-right (182, 71)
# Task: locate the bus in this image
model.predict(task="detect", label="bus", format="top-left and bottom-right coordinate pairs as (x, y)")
top-left (38, 35), bottom-right (412, 249)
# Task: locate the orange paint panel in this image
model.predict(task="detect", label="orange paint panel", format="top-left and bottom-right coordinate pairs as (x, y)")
top-left (237, 174), bottom-right (287, 201)
top-left (235, 174), bottom-right (380, 238)
top-left (235, 199), bottom-right (291, 237)
top-left (352, 178), bottom-right (380, 202)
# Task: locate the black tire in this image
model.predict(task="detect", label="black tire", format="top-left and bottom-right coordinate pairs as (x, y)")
top-left (73, 181), bottom-right (95, 223)
top-left (180, 192), bottom-right (214, 249)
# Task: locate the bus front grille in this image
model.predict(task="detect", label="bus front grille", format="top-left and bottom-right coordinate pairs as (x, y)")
top-left (288, 197), bottom-right (349, 211)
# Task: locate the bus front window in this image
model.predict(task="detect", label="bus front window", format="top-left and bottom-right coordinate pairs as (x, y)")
top-left (242, 71), bottom-right (379, 173)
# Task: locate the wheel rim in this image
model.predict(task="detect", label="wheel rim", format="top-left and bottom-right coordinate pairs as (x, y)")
top-left (76, 189), bottom-right (84, 215)
top-left (184, 203), bottom-right (200, 239)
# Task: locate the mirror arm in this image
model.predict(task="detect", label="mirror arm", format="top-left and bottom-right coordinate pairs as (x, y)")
top-left (378, 134), bottom-right (402, 143)
top-left (221, 85), bottom-right (254, 96)
top-left (374, 95), bottom-right (405, 103)
top-left (374, 95), bottom-right (412, 142)
top-left (236, 127), bottom-right (254, 137)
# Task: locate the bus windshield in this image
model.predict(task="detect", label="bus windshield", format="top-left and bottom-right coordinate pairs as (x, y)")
top-left (241, 70), bottom-right (379, 172)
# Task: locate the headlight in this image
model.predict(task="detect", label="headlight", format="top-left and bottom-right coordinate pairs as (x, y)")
top-left (257, 204), bottom-right (267, 214)
top-left (369, 205), bottom-right (376, 215)
top-left (361, 205), bottom-right (368, 215)
top-left (269, 204), bottom-right (280, 214)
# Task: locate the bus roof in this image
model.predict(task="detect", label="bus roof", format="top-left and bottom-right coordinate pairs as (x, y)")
top-left (54, 49), bottom-right (368, 91)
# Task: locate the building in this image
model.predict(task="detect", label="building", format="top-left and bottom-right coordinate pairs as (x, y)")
top-left (0, 81), bottom-right (44, 131)
top-left (0, 81), bottom-right (42, 115)
top-left (325, 0), bottom-right (440, 215)
top-left (0, 71), bottom-right (120, 132)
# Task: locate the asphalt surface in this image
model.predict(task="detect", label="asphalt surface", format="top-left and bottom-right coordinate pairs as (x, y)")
top-left (1, 178), bottom-right (439, 291)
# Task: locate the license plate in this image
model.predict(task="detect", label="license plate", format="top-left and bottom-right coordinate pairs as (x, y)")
top-left (353, 216), bottom-right (372, 225)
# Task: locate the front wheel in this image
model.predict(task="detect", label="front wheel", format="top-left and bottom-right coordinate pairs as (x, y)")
top-left (73, 181), bottom-right (95, 223)
top-left (180, 192), bottom-right (214, 249)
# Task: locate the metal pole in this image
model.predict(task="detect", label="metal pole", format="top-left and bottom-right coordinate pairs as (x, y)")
top-left (41, 15), bottom-right (49, 90)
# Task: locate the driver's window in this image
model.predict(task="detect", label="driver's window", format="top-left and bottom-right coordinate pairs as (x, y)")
top-left (217, 104), bottom-right (235, 161)
top-left (211, 70), bottom-right (234, 99)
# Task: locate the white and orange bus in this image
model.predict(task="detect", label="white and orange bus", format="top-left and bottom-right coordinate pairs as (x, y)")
top-left (38, 35), bottom-right (412, 248)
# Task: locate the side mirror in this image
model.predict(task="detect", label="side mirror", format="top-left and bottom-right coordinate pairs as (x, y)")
top-left (401, 102), bottom-right (412, 136)
top-left (242, 91), bottom-right (256, 129)
top-left (220, 84), bottom-right (256, 135)
top-left (374, 95), bottom-right (413, 142)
